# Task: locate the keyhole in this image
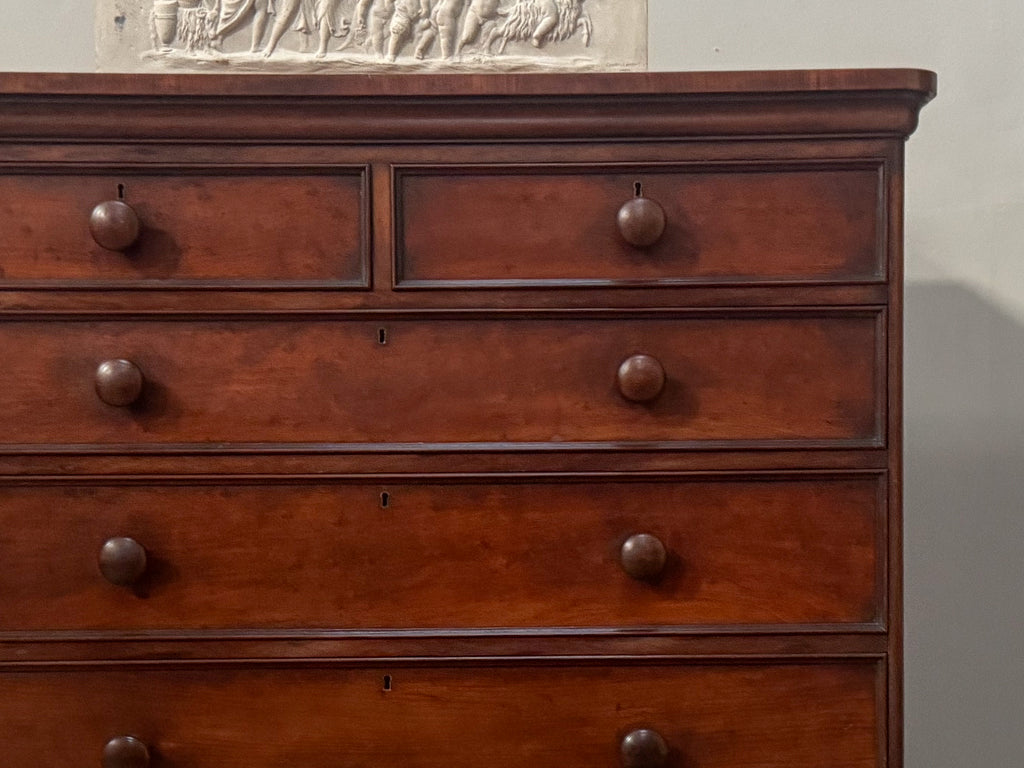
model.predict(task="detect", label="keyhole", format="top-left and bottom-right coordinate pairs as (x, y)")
top-left (380, 491), bottom-right (390, 509)
top-left (117, 184), bottom-right (126, 200)
top-left (377, 328), bottom-right (388, 345)
top-left (634, 181), bottom-right (643, 198)
top-left (383, 675), bottom-right (393, 691)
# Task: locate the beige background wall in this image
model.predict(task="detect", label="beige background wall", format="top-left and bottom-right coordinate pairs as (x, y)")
top-left (3, 2), bottom-right (1022, 765)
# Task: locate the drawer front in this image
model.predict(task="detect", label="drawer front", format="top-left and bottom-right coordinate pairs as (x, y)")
top-left (0, 315), bottom-right (881, 448)
top-left (0, 663), bottom-right (879, 768)
top-left (395, 164), bottom-right (883, 287)
top-left (0, 477), bottom-right (880, 631)
top-left (0, 168), bottom-right (368, 287)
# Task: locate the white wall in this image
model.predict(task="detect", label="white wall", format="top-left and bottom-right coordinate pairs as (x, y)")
top-left (2, 3), bottom-right (1022, 766)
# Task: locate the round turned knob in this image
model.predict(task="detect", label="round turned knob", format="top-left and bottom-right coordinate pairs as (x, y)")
top-left (617, 354), bottom-right (666, 403)
top-left (621, 729), bottom-right (669, 768)
top-left (617, 197), bottom-right (666, 248)
top-left (99, 538), bottom-right (148, 587)
top-left (95, 359), bottom-right (144, 407)
top-left (90, 200), bottom-right (141, 251)
top-left (102, 736), bottom-right (151, 768)
top-left (620, 534), bottom-right (667, 581)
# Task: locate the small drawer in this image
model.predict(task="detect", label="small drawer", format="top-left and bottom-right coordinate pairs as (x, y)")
top-left (394, 163), bottom-right (883, 288)
top-left (0, 476), bottom-right (881, 632)
top-left (0, 663), bottom-right (879, 768)
top-left (0, 314), bottom-right (882, 449)
top-left (0, 167), bottom-right (368, 288)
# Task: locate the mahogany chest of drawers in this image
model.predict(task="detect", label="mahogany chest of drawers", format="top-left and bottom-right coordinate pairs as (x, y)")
top-left (0, 70), bottom-right (933, 768)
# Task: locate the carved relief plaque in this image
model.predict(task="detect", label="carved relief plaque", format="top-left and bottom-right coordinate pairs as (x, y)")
top-left (96, 0), bottom-right (646, 72)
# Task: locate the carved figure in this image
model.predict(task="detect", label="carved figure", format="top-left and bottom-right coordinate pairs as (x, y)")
top-left (351, 0), bottom-right (375, 44)
top-left (487, 0), bottom-right (591, 53)
top-left (365, 0), bottom-right (396, 57)
top-left (212, 0), bottom-right (274, 52)
top-left (411, 0), bottom-right (464, 59)
top-left (456, 0), bottom-right (502, 53)
top-left (305, 0), bottom-right (350, 58)
top-left (262, 0), bottom-right (348, 57)
top-left (427, 0), bottom-right (466, 58)
top-left (260, 0), bottom-right (295, 57)
top-left (141, 0), bottom-right (610, 64)
top-left (387, 0), bottom-right (432, 60)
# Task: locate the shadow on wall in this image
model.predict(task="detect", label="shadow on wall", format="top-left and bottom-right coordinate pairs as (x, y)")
top-left (903, 282), bottom-right (1024, 768)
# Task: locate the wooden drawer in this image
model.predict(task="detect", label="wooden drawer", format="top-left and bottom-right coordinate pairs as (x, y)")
top-left (0, 476), bottom-right (881, 632)
top-left (0, 314), bottom-right (881, 448)
top-left (394, 163), bottom-right (883, 288)
top-left (0, 168), bottom-right (368, 288)
top-left (0, 662), bottom-right (879, 768)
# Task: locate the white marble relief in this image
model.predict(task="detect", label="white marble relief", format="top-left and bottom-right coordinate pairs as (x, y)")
top-left (96, 0), bottom-right (646, 72)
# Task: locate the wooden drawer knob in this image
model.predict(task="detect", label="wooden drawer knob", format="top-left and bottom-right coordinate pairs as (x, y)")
top-left (621, 729), bottom-right (669, 768)
top-left (99, 537), bottom-right (148, 587)
top-left (95, 359), bottom-right (144, 407)
top-left (617, 354), bottom-right (665, 403)
top-left (102, 736), bottom-right (151, 768)
top-left (620, 533), bottom-right (667, 581)
top-left (90, 200), bottom-right (141, 252)
top-left (617, 197), bottom-right (666, 248)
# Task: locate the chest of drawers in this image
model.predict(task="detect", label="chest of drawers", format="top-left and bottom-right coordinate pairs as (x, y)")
top-left (0, 70), bottom-right (933, 768)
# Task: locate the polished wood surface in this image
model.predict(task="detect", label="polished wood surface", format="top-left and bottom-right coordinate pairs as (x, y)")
top-left (0, 477), bottom-right (880, 631)
top-left (0, 171), bottom-right (367, 286)
top-left (0, 69), bottom-right (936, 96)
top-left (0, 663), bottom-right (879, 768)
top-left (617, 196), bottom-right (668, 249)
top-left (619, 533), bottom-right (669, 582)
top-left (617, 354), bottom-right (668, 404)
top-left (102, 736), bottom-right (151, 768)
top-left (396, 165), bottom-right (883, 287)
top-left (94, 359), bottom-right (145, 408)
top-left (0, 71), bottom-right (932, 768)
top-left (97, 537), bottom-right (148, 588)
top-left (89, 200), bottom-right (141, 252)
top-left (0, 316), bottom-right (881, 447)
top-left (620, 729), bottom-right (670, 768)
top-left (0, 70), bottom-right (935, 143)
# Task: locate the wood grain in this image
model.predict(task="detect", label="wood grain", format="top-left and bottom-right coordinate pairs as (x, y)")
top-left (0, 69), bottom-right (936, 97)
top-left (396, 164), bottom-right (883, 287)
top-left (0, 70), bottom-right (933, 768)
top-left (0, 662), bottom-right (879, 768)
top-left (0, 71), bottom-right (935, 142)
top-left (0, 477), bottom-right (880, 631)
top-left (0, 315), bottom-right (882, 447)
top-left (0, 170), bottom-right (368, 287)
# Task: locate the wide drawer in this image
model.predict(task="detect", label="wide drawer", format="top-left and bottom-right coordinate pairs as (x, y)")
top-left (0, 476), bottom-right (881, 632)
top-left (394, 163), bottom-right (884, 287)
top-left (0, 315), bottom-right (882, 448)
top-left (0, 663), bottom-right (879, 768)
top-left (0, 168), bottom-right (368, 287)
